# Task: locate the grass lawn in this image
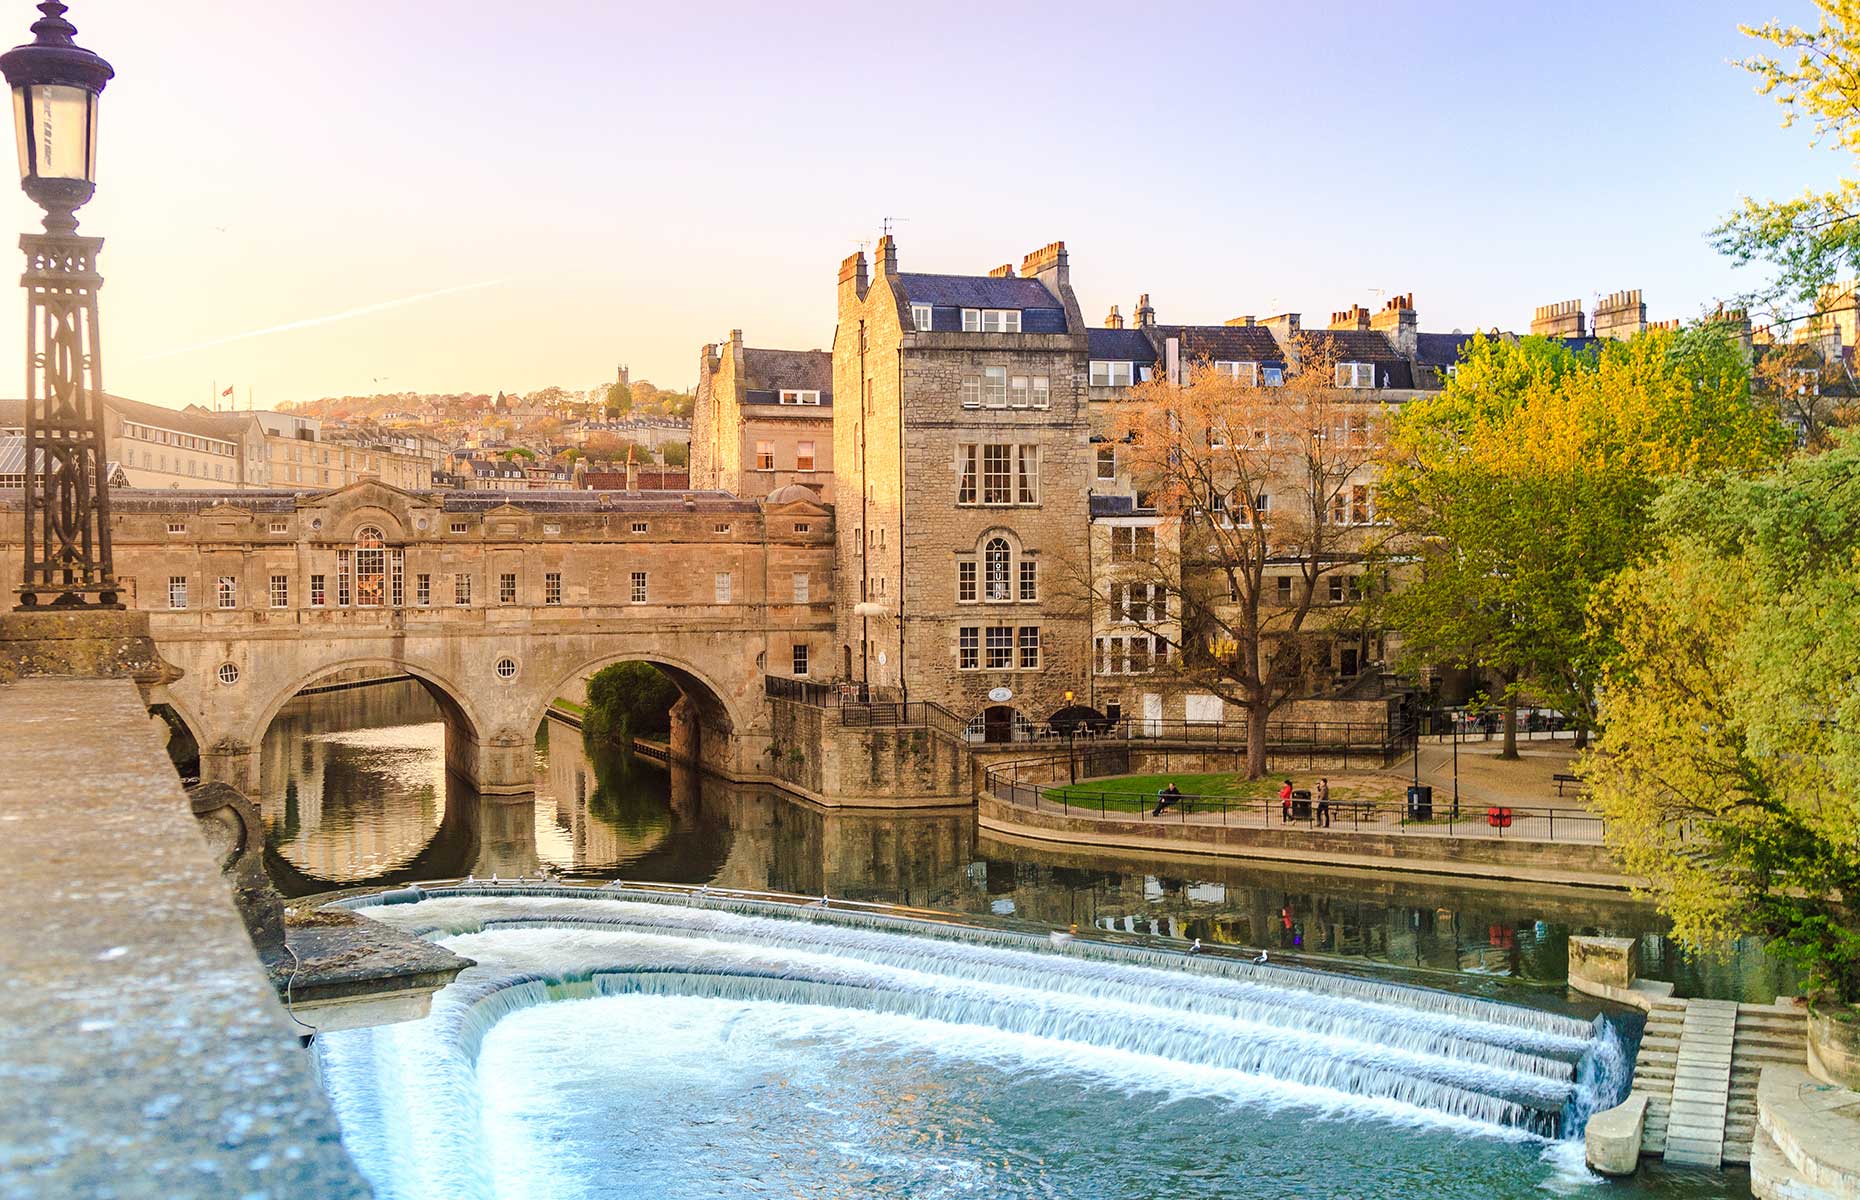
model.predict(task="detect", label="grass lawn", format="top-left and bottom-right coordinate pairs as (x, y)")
top-left (1041, 771), bottom-right (1405, 815)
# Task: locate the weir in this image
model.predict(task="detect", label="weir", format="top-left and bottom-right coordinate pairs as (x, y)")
top-left (317, 884), bottom-right (1630, 1197)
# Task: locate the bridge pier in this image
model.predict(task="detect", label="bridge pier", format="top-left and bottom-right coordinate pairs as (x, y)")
top-left (200, 739), bottom-right (257, 796)
top-left (464, 728), bottom-right (535, 796)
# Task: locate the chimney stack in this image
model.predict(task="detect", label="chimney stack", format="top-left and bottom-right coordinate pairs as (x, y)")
top-left (1530, 299), bottom-right (1586, 339)
top-left (874, 234), bottom-right (898, 277)
top-left (1370, 292), bottom-right (1418, 360)
top-left (1021, 240), bottom-right (1068, 288)
top-left (986, 263), bottom-right (1016, 278)
top-left (1710, 303), bottom-right (1754, 359)
top-left (1329, 304), bottom-right (1372, 331)
top-left (1134, 293), bottom-right (1156, 329)
top-left (1105, 304), bottom-right (1124, 329)
top-left (838, 249), bottom-right (869, 300)
top-left (1223, 315), bottom-right (1256, 327)
top-left (1592, 288), bottom-right (1647, 341)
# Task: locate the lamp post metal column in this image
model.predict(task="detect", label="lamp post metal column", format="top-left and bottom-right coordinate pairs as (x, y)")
top-left (3, 1), bottom-right (115, 608)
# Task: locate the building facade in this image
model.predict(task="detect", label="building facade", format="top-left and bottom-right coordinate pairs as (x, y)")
top-left (692, 332), bottom-right (834, 502)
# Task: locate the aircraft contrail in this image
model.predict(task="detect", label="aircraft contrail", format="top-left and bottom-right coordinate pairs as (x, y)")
top-left (136, 279), bottom-right (503, 361)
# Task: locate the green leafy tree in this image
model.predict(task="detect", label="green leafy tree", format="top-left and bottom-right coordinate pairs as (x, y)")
top-left (582, 661), bottom-right (680, 750)
top-left (1376, 326), bottom-right (1785, 754)
top-left (661, 441), bottom-right (689, 468)
top-left (604, 381), bottom-right (632, 419)
top-left (1583, 438), bottom-right (1860, 1003)
top-left (1714, 3), bottom-right (1860, 321)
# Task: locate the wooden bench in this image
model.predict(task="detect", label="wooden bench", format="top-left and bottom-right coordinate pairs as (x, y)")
top-left (1553, 772), bottom-right (1585, 797)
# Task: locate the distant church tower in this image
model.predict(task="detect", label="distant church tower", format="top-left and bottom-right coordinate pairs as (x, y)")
top-left (617, 364), bottom-right (630, 388)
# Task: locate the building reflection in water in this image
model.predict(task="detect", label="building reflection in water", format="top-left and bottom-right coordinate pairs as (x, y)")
top-left (255, 679), bottom-right (1789, 1001)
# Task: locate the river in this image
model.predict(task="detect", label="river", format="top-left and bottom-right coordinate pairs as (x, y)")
top-left (256, 677), bottom-right (1787, 1004)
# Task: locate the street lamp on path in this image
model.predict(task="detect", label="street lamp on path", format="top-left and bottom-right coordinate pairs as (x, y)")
top-left (3, 1), bottom-right (115, 608)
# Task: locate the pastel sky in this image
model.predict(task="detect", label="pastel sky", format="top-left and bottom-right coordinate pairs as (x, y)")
top-left (0, 0), bottom-right (1840, 410)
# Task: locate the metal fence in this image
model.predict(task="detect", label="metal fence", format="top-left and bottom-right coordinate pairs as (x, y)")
top-left (984, 751), bottom-right (1605, 844)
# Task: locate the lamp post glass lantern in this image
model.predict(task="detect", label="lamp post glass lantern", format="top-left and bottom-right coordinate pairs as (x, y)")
top-left (2, 1), bottom-right (115, 608)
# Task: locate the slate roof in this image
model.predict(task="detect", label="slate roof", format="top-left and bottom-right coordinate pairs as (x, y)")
top-left (1090, 494), bottom-right (1137, 517)
top-left (1415, 332), bottom-right (1477, 368)
top-left (1088, 329), bottom-right (1158, 363)
top-left (742, 348), bottom-right (832, 402)
top-left (0, 394), bottom-right (250, 440)
top-left (1169, 325), bottom-right (1285, 364)
top-left (0, 436), bottom-right (125, 483)
top-left (896, 273), bottom-right (1060, 311)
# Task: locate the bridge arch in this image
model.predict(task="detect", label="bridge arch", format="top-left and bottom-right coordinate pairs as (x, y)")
top-left (527, 648), bottom-right (748, 774)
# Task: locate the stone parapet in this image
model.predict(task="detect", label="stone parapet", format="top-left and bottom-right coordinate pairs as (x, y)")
top-left (0, 676), bottom-right (369, 1197)
top-left (1586, 1093), bottom-right (1648, 1175)
top-left (1755, 1065), bottom-right (1860, 1199)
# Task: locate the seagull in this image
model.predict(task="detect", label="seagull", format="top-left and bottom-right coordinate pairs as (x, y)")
top-left (1187, 938), bottom-right (1202, 954)
top-left (1254, 950), bottom-right (1269, 964)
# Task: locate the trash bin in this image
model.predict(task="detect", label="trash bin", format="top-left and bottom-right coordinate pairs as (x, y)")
top-left (1291, 789), bottom-right (1313, 821)
top-left (1406, 785), bottom-right (1433, 821)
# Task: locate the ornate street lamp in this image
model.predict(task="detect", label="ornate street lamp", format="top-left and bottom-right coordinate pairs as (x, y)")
top-left (2, 1), bottom-right (114, 607)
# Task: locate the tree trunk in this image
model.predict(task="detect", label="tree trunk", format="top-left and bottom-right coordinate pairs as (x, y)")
top-left (1245, 703), bottom-right (1269, 779)
top-left (1573, 727), bottom-right (1589, 750)
top-left (1500, 704), bottom-right (1519, 760)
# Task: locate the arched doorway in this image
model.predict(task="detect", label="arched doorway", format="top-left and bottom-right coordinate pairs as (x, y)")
top-left (982, 705), bottom-right (1017, 744)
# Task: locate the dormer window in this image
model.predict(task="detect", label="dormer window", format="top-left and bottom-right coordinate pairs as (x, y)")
top-left (1336, 362), bottom-right (1377, 389)
top-left (1090, 360), bottom-right (1134, 387)
top-left (1213, 361), bottom-right (1259, 387)
top-left (779, 390), bottom-right (821, 405)
top-left (1263, 366), bottom-right (1284, 387)
top-left (1790, 368), bottom-right (1820, 396)
top-left (911, 303), bottom-right (934, 331)
top-left (962, 308), bottom-right (1021, 333)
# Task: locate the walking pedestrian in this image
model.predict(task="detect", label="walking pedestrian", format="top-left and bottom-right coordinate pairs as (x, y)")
top-left (1279, 778), bottom-right (1294, 823)
top-left (1315, 777), bottom-right (1332, 828)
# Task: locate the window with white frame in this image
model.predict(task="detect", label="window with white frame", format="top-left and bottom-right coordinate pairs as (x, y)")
top-left (166, 520), bottom-right (186, 535)
top-left (168, 576), bottom-right (188, 609)
top-left (1349, 483), bottom-right (1372, 525)
top-left (1032, 376), bottom-right (1050, 407)
top-left (1790, 368), bottom-right (1820, 395)
top-left (714, 572), bottom-right (733, 604)
top-left (631, 521), bottom-right (649, 534)
top-left (1095, 446), bottom-right (1116, 480)
top-left (1213, 361), bottom-right (1259, 386)
top-left (1243, 491), bottom-right (1271, 527)
top-left (310, 574), bottom-right (326, 607)
top-left (1263, 365), bottom-right (1284, 386)
top-left (962, 308), bottom-right (1021, 333)
top-left (217, 576), bottom-right (238, 609)
top-left (630, 571), bottom-right (648, 603)
top-left (778, 389), bottom-right (821, 405)
top-left (415, 573), bottom-right (430, 606)
top-left (791, 643), bottom-right (809, 676)
top-left (499, 572), bottom-right (517, 604)
top-left (983, 538), bottom-right (1011, 601)
top-left (957, 559), bottom-right (977, 602)
top-left (911, 303), bottom-right (934, 331)
top-left (1018, 559), bottom-right (1037, 602)
top-left (983, 366), bottom-right (1008, 408)
top-left (545, 572), bottom-right (562, 605)
top-left (958, 626), bottom-right (979, 670)
top-left (1090, 360), bottom-right (1134, 387)
top-left (455, 573), bottom-right (472, 606)
top-left (269, 575), bottom-right (289, 608)
top-left (1335, 361), bottom-right (1377, 388)
top-left (980, 625), bottom-right (1013, 669)
top-left (755, 441), bottom-right (774, 470)
top-left (960, 375), bottom-right (981, 408)
top-left (796, 440), bottom-right (816, 472)
top-left (1110, 525), bottom-right (1156, 562)
top-left (1018, 626), bottom-right (1040, 669)
top-left (268, 520), bottom-right (288, 534)
top-left (791, 572), bottom-right (810, 604)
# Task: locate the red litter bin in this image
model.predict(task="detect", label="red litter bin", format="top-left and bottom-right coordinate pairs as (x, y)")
top-left (1486, 807), bottom-right (1513, 828)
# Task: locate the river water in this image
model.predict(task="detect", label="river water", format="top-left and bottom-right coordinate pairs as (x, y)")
top-left (258, 678), bottom-right (1785, 1006)
top-left (271, 679), bottom-right (1774, 1199)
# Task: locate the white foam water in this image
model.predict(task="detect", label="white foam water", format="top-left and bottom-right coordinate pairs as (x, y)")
top-left (318, 888), bottom-right (1632, 1200)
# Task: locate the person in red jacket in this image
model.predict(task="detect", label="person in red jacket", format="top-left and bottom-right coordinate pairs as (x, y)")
top-left (1279, 778), bottom-right (1295, 823)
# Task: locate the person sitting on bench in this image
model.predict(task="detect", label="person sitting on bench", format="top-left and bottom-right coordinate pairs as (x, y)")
top-left (1153, 781), bottom-right (1184, 816)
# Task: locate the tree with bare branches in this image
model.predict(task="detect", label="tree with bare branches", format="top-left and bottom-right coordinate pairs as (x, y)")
top-left (1071, 339), bottom-right (1388, 778)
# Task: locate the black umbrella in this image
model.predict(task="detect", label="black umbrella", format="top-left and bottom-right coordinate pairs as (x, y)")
top-left (1048, 705), bottom-right (1107, 736)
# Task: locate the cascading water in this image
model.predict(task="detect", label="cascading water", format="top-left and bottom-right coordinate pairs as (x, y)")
top-left (316, 887), bottom-right (1640, 1200)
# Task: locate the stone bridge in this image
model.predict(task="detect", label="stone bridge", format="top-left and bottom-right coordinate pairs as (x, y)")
top-left (0, 480), bottom-right (837, 794)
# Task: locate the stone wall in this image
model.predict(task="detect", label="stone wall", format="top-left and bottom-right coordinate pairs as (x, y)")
top-left (769, 699), bottom-right (970, 806)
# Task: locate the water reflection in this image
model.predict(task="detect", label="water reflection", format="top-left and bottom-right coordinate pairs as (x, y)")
top-left (256, 680), bottom-right (1788, 1002)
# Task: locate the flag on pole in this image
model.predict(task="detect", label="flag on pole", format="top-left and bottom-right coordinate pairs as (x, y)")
top-left (221, 385), bottom-right (235, 397)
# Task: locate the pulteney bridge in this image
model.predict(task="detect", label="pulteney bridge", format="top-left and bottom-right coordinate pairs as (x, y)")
top-left (0, 480), bottom-right (836, 794)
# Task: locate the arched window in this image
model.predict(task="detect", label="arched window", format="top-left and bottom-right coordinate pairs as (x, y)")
top-left (983, 537), bottom-right (1011, 602)
top-left (338, 524), bottom-right (403, 607)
